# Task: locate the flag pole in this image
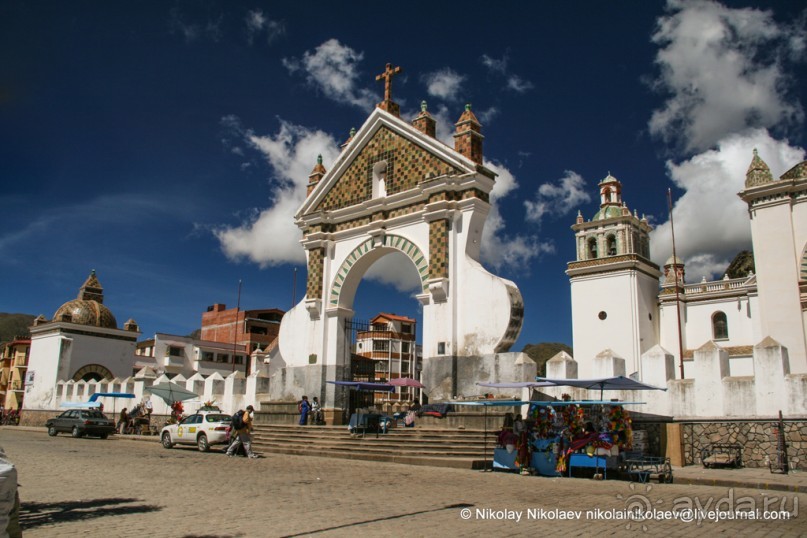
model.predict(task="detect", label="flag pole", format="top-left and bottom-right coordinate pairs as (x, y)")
top-left (668, 189), bottom-right (685, 380)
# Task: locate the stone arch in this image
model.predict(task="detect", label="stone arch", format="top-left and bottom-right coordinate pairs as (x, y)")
top-left (72, 363), bottom-right (114, 382)
top-left (328, 234), bottom-right (429, 309)
top-left (800, 243), bottom-right (807, 281)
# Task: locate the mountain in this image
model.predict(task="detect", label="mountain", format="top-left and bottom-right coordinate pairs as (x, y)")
top-left (0, 313), bottom-right (36, 342)
top-left (725, 250), bottom-right (755, 279)
top-left (522, 342), bottom-right (573, 377)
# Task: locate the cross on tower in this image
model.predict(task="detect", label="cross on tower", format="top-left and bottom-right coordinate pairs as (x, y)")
top-left (376, 63), bottom-right (402, 102)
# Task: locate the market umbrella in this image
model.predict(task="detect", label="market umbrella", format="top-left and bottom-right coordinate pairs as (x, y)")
top-left (145, 382), bottom-right (199, 405)
top-left (387, 377), bottom-right (425, 389)
top-left (536, 376), bottom-right (666, 400)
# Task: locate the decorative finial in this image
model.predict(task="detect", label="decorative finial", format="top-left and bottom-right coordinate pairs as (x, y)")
top-left (91, 269), bottom-right (96, 275)
top-left (317, 154), bottom-right (322, 165)
top-left (465, 103), bottom-right (471, 111)
top-left (350, 127), bottom-right (356, 137)
top-left (753, 148), bottom-right (758, 156)
top-left (421, 100), bottom-right (427, 113)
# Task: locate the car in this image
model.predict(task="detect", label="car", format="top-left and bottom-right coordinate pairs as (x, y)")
top-left (45, 409), bottom-right (116, 439)
top-left (160, 410), bottom-right (232, 452)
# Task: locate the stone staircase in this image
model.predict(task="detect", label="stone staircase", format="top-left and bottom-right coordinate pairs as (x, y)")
top-left (250, 423), bottom-right (495, 469)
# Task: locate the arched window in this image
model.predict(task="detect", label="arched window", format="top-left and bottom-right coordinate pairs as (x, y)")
top-left (372, 161), bottom-right (387, 199)
top-left (712, 311), bottom-right (728, 340)
top-left (607, 234), bottom-right (617, 256)
top-left (588, 237), bottom-right (598, 259)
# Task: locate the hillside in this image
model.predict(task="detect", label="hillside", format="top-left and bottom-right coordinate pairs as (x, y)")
top-left (522, 342), bottom-right (573, 377)
top-left (0, 313), bottom-right (36, 342)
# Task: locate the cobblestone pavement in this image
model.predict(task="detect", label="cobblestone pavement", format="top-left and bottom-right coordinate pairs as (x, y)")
top-left (2, 430), bottom-right (805, 537)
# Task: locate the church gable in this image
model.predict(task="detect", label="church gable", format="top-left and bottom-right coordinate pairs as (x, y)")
top-left (312, 125), bottom-right (464, 213)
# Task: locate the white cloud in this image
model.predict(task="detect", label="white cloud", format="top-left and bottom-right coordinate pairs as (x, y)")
top-left (481, 54), bottom-right (508, 74)
top-left (649, 0), bottom-right (805, 152)
top-left (481, 161), bottom-right (554, 270)
top-left (282, 39), bottom-right (375, 110)
top-left (524, 171), bottom-right (591, 225)
top-left (214, 119), bottom-right (341, 267)
top-left (245, 9), bottom-right (285, 45)
top-left (421, 68), bottom-right (466, 101)
top-left (507, 75), bottom-right (534, 93)
top-left (169, 8), bottom-right (222, 43)
top-left (649, 129), bottom-right (805, 282)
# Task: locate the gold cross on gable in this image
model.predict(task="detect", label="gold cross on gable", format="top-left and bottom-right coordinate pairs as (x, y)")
top-left (376, 63), bottom-right (402, 102)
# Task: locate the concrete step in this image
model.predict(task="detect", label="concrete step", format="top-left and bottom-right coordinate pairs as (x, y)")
top-left (249, 424), bottom-right (495, 469)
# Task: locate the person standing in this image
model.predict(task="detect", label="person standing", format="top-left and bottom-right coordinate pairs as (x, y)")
top-left (144, 398), bottom-right (153, 420)
top-left (298, 396), bottom-right (311, 426)
top-left (226, 405), bottom-right (257, 458)
top-left (311, 397), bottom-right (322, 425)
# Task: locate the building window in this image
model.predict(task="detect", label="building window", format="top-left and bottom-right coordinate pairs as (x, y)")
top-left (402, 342), bottom-right (411, 354)
top-left (401, 324), bottom-right (412, 334)
top-left (201, 351), bottom-right (214, 362)
top-left (216, 353), bottom-right (230, 363)
top-left (169, 346), bottom-right (183, 357)
top-left (373, 340), bottom-right (389, 352)
top-left (233, 355), bottom-right (244, 365)
top-left (372, 161), bottom-right (388, 199)
top-left (437, 342), bottom-right (446, 355)
top-left (588, 237), bottom-right (598, 259)
top-left (607, 235), bottom-right (617, 256)
top-left (712, 311), bottom-right (728, 340)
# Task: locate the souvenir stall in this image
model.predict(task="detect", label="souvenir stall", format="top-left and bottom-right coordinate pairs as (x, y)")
top-left (476, 376), bottom-right (666, 478)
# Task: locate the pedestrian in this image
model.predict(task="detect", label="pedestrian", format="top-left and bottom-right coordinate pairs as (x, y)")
top-left (117, 408), bottom-right (128, 434)
top-left (405, 398), bottom-right (421, 427)
top-left (298, 396), bottom-right (311, 426)
top-left (311, 397), bottom-right (323, 425)
top-left (226, 405), bottom-right (258, 458)
top-left (144, 397), bottom-right (153, 420)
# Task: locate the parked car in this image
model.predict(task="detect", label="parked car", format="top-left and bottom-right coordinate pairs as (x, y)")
top-left (160, 410), bottom-right (232, 452)
top-left (46, 409), bottom-right (116, 438)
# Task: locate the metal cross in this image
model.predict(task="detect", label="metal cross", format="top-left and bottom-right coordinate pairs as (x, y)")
top-left (376, 63), bottom-right (402, 102)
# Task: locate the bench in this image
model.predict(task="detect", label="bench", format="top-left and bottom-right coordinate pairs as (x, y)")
top-left (701, 443), bottom-right (743, 468)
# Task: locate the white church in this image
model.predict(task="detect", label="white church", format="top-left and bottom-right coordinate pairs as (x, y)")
top-left (559, 151), bottom-right (807, 419)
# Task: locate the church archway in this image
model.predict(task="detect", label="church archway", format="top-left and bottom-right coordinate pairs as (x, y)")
top-left (72, 364), bottom-right (114, 382)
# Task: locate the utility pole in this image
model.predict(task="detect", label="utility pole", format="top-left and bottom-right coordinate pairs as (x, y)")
top-left (231, 280), bottom-right (242, 373)
top-left (668, 189), bottom-right (686, 380)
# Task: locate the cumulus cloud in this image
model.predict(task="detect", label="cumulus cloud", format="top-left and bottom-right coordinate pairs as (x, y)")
top-left (480, 53), bottom-right (534, 94)
top-left (245, 9), bottom-right (285, 45)
top-left (480, 54), bottom-right (508, 74)
top-left (421, 68), bottom-right (466, 101)
top-left (214, 119), bottom-right (340, 266)
top-left (646, 1), bottom-right (806, 282)
top-left (524, 171), bottom-right (591, 225)
top-left (649, 0), bottom-right (805, 152)
top-left (169, 8), bottom-right (222, 43)
top-left (282, 39), bottom-right (376, 110)
top-left (481, 161), bottom-right (554, 270)
top-left (649, 129), bottom-right (805, 282)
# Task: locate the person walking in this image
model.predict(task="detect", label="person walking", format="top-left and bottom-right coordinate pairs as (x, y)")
top-left (298, 396), bottom-right (311, 426)
top-left (226, 405), bottom-right (258, 458)
top-left (117, 408), bottom-right (128, 434)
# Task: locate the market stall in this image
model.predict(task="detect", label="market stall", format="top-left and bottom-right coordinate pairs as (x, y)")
top-left (476, 376), bottom-right (666, 478)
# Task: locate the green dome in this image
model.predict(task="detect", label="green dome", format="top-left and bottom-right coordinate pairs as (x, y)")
top-left (593, 205), bottom-right (623, 220)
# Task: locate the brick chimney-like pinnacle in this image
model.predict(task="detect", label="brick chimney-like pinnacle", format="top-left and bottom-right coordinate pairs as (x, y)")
top-left (412, 101), bottom-right (436, 138)
top-left (307, 154), bottom-right (327, 196)
top-left (453, 103), bottom-right (484, 164)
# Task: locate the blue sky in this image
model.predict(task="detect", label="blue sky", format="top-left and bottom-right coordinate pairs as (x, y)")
top-left (1, 1), bottom-right (805, 350)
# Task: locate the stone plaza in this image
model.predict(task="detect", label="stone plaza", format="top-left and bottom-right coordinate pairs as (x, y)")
top-left (3, 429), bottom-right (805, 537)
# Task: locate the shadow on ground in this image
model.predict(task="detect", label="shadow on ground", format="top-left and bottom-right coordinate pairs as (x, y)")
top-left (19, 497), bottom-right (161, 529)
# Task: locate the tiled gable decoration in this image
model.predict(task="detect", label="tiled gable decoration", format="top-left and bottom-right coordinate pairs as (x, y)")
top-left (313, 126), bottom-right (463, 212)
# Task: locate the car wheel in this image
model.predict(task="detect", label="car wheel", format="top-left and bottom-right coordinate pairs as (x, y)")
top-left (72, 426), bottom-right (82, 438)
top-left (47, 426), bottom-right (57, 437)
top-left (197, 433), bottom-right (209, 452)
top-left (161, 432), bottom-right (173, 449)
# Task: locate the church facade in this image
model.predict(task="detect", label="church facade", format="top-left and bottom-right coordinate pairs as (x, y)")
top-left (564, 151), bottom-right (807, 419)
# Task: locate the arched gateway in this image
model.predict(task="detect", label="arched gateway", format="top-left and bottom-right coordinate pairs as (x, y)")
top-left (274, 65), bottom-right (534, 413)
